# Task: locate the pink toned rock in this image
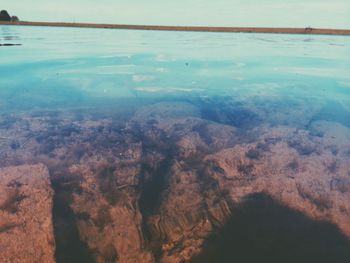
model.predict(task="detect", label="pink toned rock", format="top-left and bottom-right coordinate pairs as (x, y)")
top-left (0, 164), bottom-right (55, 263)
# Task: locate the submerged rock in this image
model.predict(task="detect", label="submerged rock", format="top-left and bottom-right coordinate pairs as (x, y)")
top-left (1, 99), bottom-right (350, 262)
top-left (0, 164), bottom-right (55, 263)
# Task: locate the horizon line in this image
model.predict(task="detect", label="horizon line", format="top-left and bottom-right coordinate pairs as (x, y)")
top-left (1, 21), bottom-right (350, 36)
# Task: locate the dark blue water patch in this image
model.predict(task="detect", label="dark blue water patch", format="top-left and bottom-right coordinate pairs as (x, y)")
top-left (196, 97), bottom-right (261, 129)
top-left (250, 96), bottom-right (308, 126)
top-left (191, 193), bottom-right (350, 263)
top-left (201, 106), bottom-right (259, 128)
top-left (310, 101), bottom-right (350, 128)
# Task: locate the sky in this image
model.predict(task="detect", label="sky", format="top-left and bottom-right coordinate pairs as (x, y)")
top-left (1, 0), bottom-right (350, 28)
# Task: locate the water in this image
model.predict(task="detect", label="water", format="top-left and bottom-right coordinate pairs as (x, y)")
top-left (1, 25), bottom-right (350, 262)
top-left (1, 26), bottom-right (350, 113)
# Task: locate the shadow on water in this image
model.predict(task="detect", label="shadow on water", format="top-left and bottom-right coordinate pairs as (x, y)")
top-left (191, 193), bottom-right (350, 263)
top-left (52, 176), bottom-right (95, 263)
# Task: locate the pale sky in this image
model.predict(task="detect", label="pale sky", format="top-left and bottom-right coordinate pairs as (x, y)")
top-left (2, 0), bottom-right (350, 28)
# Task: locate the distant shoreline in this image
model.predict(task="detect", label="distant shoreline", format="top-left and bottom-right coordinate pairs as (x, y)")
top-left (1, 21), bottom-right (350, 36)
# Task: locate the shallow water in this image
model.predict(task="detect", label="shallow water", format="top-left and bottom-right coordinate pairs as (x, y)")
top-left (1, 25), bottom-right (350, 262)
top-left (1, 25), bottom-right (350, 112)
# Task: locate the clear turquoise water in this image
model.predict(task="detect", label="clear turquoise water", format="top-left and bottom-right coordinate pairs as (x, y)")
top-left (1, 25), bottom-right (350, 262)
top-left (1, 25), bottom-right (349, 115)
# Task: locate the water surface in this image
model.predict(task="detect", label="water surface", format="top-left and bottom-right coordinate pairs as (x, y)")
top-left (1, 25), bottom-right (350, 263)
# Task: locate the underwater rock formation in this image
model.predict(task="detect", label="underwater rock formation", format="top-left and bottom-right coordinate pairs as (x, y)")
top-left (0, 98), bottom-right (350, 262)
top-left (0, 164), bottom-right (55, 263)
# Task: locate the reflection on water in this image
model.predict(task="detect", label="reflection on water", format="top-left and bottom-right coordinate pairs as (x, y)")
top-left (0, 25), bottom-right (350, 262)
top-left (0, 26), bottom-right (21, 46)
top-left (0, 43), bottom-right (21, 46)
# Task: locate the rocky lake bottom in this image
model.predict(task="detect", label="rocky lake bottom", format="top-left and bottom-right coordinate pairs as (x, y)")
top-left (1, 95), bottom-right (350, 262)
top-left (1, 25), bottom-right (350, 262)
